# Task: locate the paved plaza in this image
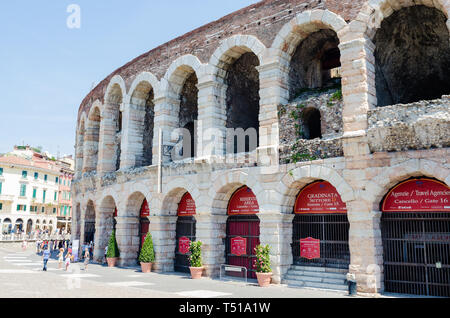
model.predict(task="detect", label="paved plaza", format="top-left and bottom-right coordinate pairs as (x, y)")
top-left (0, 244), bottom-right (354, 299)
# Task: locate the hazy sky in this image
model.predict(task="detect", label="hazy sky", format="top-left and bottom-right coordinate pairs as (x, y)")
top-left (0, 0), bottom-right (259, 157)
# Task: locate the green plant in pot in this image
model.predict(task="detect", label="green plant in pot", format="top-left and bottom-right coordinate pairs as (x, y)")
top-left (254, 244), bottom-right (272, 287)
top-left (106, 230), bottom-right (120, 267)
top-left (189, 241), bottom-right (204, 279)
top-left (139, 232), bottom-right (155, 273)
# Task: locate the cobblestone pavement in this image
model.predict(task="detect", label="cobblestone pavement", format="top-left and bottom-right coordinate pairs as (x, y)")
top-left (0, 245), bottom-right (357, 298)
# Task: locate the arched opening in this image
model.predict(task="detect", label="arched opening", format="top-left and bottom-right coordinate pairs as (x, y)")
top-left (302, 108), bottom-right (322, 140)
top-left (225, 52), bottom-right (260, 154)
top-left (292, 181), bottom-right (349, 269)
top-left (374, 6), bottom-right (450, 106)
top-left (98, 196), bottom-right (117, 262)
top-left (83, 107), bottom-right (100, 173)
top-left (177, 72), bottom-right (198, 159)
top-left (175, 192), bottom-right (196, 273)
top-left (138, 199), bottom-right (150, 258)
top-left (380, 177), bottom-right (450, 297)
top-left (35, 220), bottom-right (40, 231)
top-left (84, 201), bottom-right (96, 245)
top-left (26, 219), bottom-right (33, 234)
top-left (225, 186), bottom-right (260, 279)
top-left (2, 218), bottom-right (12, 235)
top-left (289, 29), bottom-right (341, 100)
top-left (103, 83), bottom-right (123, 173)
top-left (15, 219), bottom-right (24, 233)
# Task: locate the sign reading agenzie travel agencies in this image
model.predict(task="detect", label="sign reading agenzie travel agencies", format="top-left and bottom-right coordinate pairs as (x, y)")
top-left (295, 181), bottom-right (347, 214)
top-left (228, 187), bottom-right (259, 215)
top-left (177, 193), bottom-right (196, 216)
top-left (382, 178), bottom-right (450, 212)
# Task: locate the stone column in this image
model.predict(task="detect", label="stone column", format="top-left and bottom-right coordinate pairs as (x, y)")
top-left (195, 214), bottom-right (227, 277)
top-left (196, 79), bottom-right (227, 158)
top-left (115, 216), bottom-right (140, 266)
top-left (149, 216), bottom-right (177, 272)
top-left (98, 103), bottom-right (120, 175)
top-left (152, 96), bottom-right (179, 164)
top-left (120, 102), bottom-right (146, 169)
top-left (258, 213), bottom-right (294, 284)
top-left (93, 212), bottom-right (114, 263)
top-left (347, 200), bottom-right (383, 295)
top-left (82, 120), bottom-right (100, 173)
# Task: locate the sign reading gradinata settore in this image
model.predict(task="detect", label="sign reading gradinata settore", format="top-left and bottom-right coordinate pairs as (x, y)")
top-left (177, 192), bottom-right (196, 216)
top-left (140, 199), bottom-right (150, 217)
top-left (228, 187), bottom-right (259, 215)
top-left (295, 181), bottom-right (347, 214)
top-left (382, 178), bottom-right (450, 212)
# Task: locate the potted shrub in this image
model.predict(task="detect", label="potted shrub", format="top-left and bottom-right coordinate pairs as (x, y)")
top-left (188, 241), bottom-right (204, 279)
top-left (139, 232), bottom-right (155, 273)
top-left (254, 244), bottom-right (272, 287)
top-left (106, 230), bottom-right (120, 267)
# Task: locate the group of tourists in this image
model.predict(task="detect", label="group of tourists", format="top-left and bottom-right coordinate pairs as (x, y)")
top-left (35, 240), bottom-right (90, 272)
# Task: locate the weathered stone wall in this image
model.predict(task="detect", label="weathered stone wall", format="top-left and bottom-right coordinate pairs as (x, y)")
top-left (367, 96), bottom-right (450, 153)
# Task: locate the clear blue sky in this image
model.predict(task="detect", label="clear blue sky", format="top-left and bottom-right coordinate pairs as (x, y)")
top-left (0, 0), bottom-right (259, 157)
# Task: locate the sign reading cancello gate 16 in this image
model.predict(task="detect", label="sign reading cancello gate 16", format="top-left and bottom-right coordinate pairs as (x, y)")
top-left (295, 181), bottom-right (347, 214)
top-left (382, 178), bottom-right (450, 212)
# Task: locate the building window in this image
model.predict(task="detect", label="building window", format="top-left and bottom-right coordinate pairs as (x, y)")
top-left (53, 208), bottom-right (56, 214)
top-left (54, 191), bottom-right (57, 201)
top-left (20, 184), bottom-right (27, 197)
top-left (17, 205), bottom-right (26, 211)
top-left (0, 203), bottom-right (2, 210)
top-left (42, 190), bottom-right (46, 203)
top-left (0, 167), bottom-right (3, 176)
top-left (44, 175), bottom-right (48, 182)
top-left (55, 177), bottom-right (59, 184)
top-left (0, 182), bottom-right (2, 194)
top-left (22, 171), bottom-right (27, 178)
top-left (41, 207), bottom-right (45, 213)
top-left (32, 188), bottom-right (37, 199)
top-left (34, 172), bottom-right (38, 180)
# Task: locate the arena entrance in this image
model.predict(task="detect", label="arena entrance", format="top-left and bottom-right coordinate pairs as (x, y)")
top-left (225, 186), bottom-right (260, 279)
top-left (139, 199), bottom-right (150, 254)
top-left (84, 201), bottom-right (96, 245)
top-left (292, 181), bottom-right (350, 269)
top-left (175, 193), bottom-right (196, 273)
top-left (381, 178), bottom-right (450, 297)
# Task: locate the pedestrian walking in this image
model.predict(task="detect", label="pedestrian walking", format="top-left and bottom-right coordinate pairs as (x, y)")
top-left (104, 245), bottom-right (108, 264)
top-left (64, 251), bottom-right (71, 271)
top-left (83, 248), bottom-right (90, 271)
top-left (22, 240), bottom-right (27, 251)
top-left (42, 246), bottom-right (50, 271)
top-left (36, 239), bottom-right (41, 253)
top-left (57, 248), bottom-right (64, 269)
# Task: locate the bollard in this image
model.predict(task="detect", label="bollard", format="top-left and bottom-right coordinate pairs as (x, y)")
top-left (346, 273), bottom-right (357, 296)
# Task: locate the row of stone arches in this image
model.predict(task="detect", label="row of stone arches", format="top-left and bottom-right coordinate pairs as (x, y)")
top-left (0, 218), bottom-right (54, 235)
top-left (75, 3), bottom-right (450, 178)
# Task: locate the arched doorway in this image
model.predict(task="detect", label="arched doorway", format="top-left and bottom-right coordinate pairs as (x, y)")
top-left (15, 219), bottom-right (24, 233)
top-left (138, 199), bottom-right (150, 256)
top-left (175, 192), bottom-right (196, 273)
top-left (2, 218), bottom-right (11, 234)
top-left (381, 177), bottom-right (450, 297)
top-left (84, 201), bottom-right (96, 245)
top-left (26, 219), bottom-right (33, 234)
top-left (292, 180), bottom-right (350, 269)
top-left (226, 186), bottom-right (260, 279)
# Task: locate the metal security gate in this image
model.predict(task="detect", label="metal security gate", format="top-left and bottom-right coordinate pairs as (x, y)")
top-left (84, 221), bottom-right (95, 244)
top-left (175, 216), bottom-right (196, 273)
top-left (226, 215), bottom-right (260, 279)
top-left (139, 218), bottom-right (150, 253)
top-left (292, 214), bottom-right (350, 269)
top-left (381, 212), bottom-right (450, 297)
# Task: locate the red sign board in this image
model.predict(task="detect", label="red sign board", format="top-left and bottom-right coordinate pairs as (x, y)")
top-left (114, 207), bottom-right (117, 217)
top-left (230, 236), bottom-right (247, 256)
top-left (140, 221), bottom-right (149, 247)
top-left (382, 178), bottom-right (450, 212)
top-left (140, 199), bottom-right (150, 217)
top-left (295, 181), bottom-right (347, 214)
top-left (178, 193), bottom-right (196, 216)
top-left (300, 237), bottom-right (320, 259)
top-left (228, 187), bottom-right (259, 215)
top-left (179, 236), bottom-right (191, 255)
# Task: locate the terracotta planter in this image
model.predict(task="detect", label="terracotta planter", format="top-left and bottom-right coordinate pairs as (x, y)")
top-left (189, 267), bottom-right (204, 279)
top-left (106, 257), bottom-right (118, 267)
top-left (256, 272), bottom-right (272, 287)
top-left (141, 262), bottom-right (153, 273)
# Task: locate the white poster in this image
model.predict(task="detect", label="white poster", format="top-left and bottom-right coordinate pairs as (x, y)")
top-left (72, 239), bottom-right (79, 262)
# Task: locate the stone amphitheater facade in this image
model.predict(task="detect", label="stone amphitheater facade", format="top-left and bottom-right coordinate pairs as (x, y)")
top-left (72, 0), bottom-right (450, 295)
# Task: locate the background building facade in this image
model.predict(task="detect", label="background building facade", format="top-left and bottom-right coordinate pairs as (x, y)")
top-left (73, 0), bottom-right (450, 297)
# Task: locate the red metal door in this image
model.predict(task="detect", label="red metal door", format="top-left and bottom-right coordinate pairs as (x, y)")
top-left (139, 218), bottom-right (150, 251)
top-left (226, 215), bottom-right (260, 279)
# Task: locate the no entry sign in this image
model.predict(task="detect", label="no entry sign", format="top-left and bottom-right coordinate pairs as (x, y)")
top-left (295, 181), bottom-right (347, 214)
top-left (300, 237), bottom-right (320, 259)
top-left (382, 178), bottom-right (450, 212)
top-left (178, 193), bottom-right (196, 216)
top-left (228, 187), bottom-right (259, 215)
top-left (179, 236), bottom-right (191, 255)
top-left (230, 236), bottom-right (247, 256)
